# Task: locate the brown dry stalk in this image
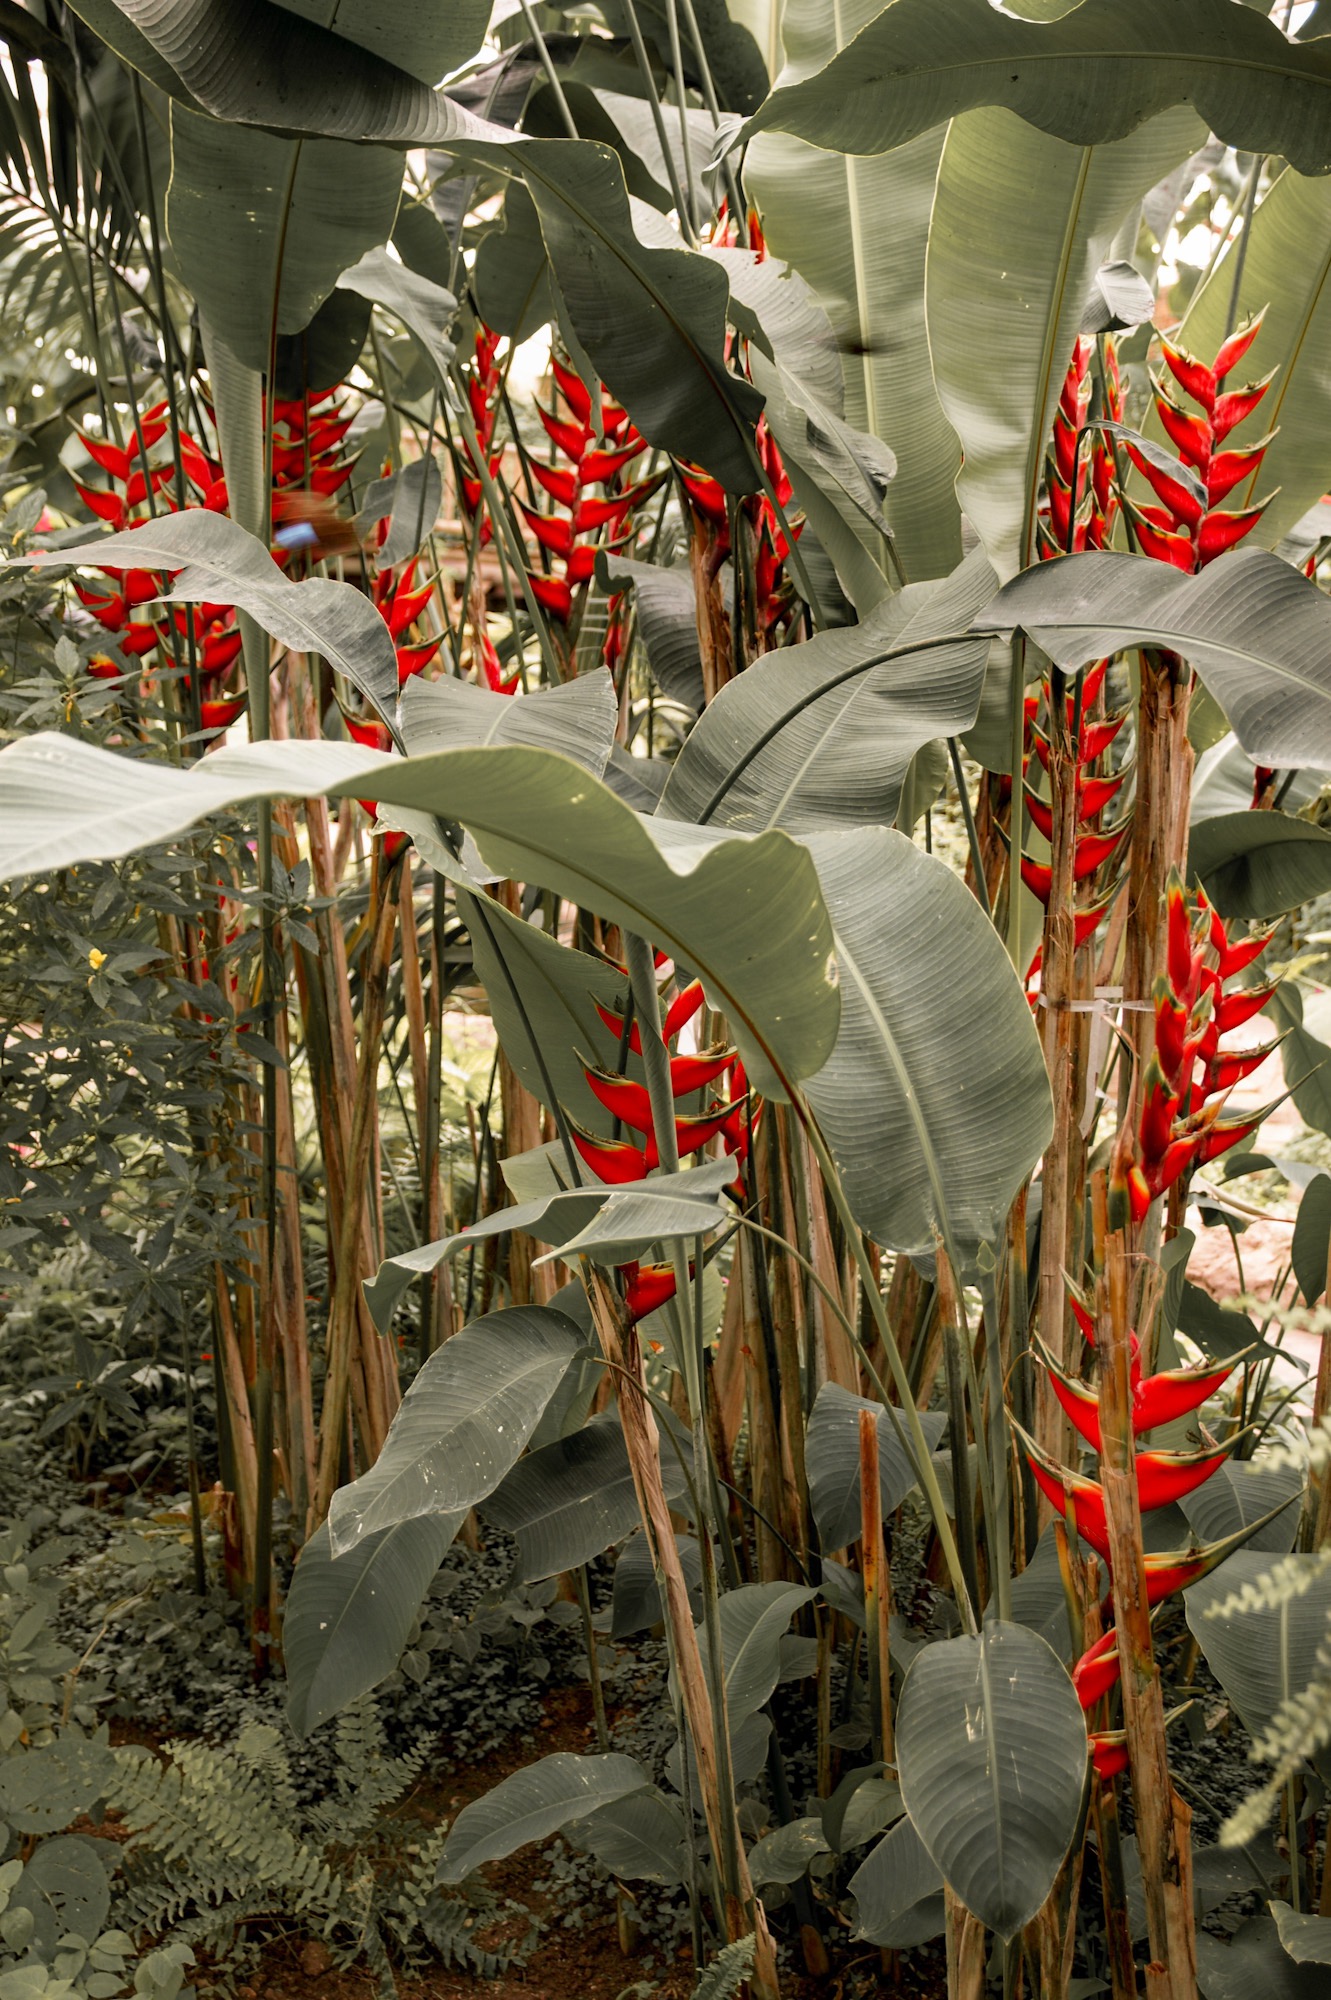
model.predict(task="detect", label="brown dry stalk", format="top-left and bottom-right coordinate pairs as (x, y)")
top-left (312, 876), bottom-right (399, 1523)
top-left (1095, 1176), bottom-right (1196, 2000)
top-left (583, 1268), bottom-right (779, 1999)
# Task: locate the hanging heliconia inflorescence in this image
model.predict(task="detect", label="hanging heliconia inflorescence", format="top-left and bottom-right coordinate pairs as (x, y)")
top-left (564, 965), bottom-right (756, 1326)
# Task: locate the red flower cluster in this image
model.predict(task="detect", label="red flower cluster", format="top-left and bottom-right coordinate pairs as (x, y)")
top-left (372, 558), bottom-right (441, 687)
top-left (568, 970), bottom-right (755, 1325)
top-left (1124, 874), bottom-right (1275, 1222)
top-left (522, 355), bottom-right (649, 630)
top-left (1129, 314), bottom-right (1273, 571)
top-left (1021, 657), bottom-right (1130, 917)
top-left (1037, 337), bottom-right (1123, 558)
top-left (459, 325), bottom-right (504, 544)
top-left (71, 388), bottom-right (357, 730)
top-left (1019, 1300), bottom-right (1248, 1783)
top-left (677, 417), bottom-right (798, 644)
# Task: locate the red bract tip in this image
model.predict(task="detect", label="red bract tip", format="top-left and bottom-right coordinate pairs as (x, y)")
top-left (345, 714), bottom-right (392, 752)
top-left (1212, 310), bottom-right (1265, 384)
top-left (200, 629), bottom-right (244, 679)
top-left (594, 1001), bottom-right (642, 1055)
top-left (1131, 505), bottom-right (1196, 571)
top-left (1204, 1039), bottom-right (1281, 1096)
top-left (581, 436), bottom-right (646, 485)
top-left (1020, 857), bottom-right (1053, 906)
top-left (76, 430), bottom-right (132, 482)
top-left (1073, 1631), bottom-right (1121, 1710)
top-left (1124, 439), bottom-right (1206, 529)
top-left (1205, 435), bottom-right (1273, 507)
top-left (1197, 499), bottom-right (1271, 563)
top-left (527, 572), bottom-right (574, 623)
top-left (1210, 374), bottom-right (1275, 443)
top-left (1132, 1355), bottom-right (1243, 1434)
top-left (1216, 924), bottom-right (1273, 981)
top-left (1139, 1056), bottom-right (1180, 1166)
top-left (1078, 770), bottom-right (1127, 821)
top-left (1073, 824), bottom-right (1129, 878)
top-left (395, 638), bottom-right (441, 685)
top-left (537, 403), bottom-right (589, 463)
top-left (1166, 873), bottom-right (1197, 998)
top-left (1066, 1280), bottom-right (1097, 1346)
top-left (1126, 1163), bottom-right (1153, 1224)
top-left (624, 1261), bottom-right (678, 1322)
top-left (1134, 1438), bottom-right (1235, 1510)
top-left (530, 459), bottom-right (579, 508)
top-left (664, 979), bottom-right (706, 1041)
top-left (520, 503), bottom-right (575, 559)
top-left (1024, 791), bottom-right (1054, 842)
top-left (677, 463), bottom-right (729, 526)
top-left (1215, 981), bottom-right (1279, 1035)
top-left (200, 694), bottom-right (247, 731)
top-left (1160, 335), bottom-right (1215, 411)
top-left (669, 1046), bottom-right (736, 1095)
top-left (570, 1123), bottom-right (649, 1185)
top-left (1090, 1732), bottom-right (1130, 1783)
top-left (551, 355), bottom-right (593, 425)
top-left (1039, 1343), bottom-right (1105, 1453)
top-left (1197, 1107), bottom-right (1270, 1167)
top-left (582, 1065), bottom-right (654, 1135)
top-left (1153, 384), bottom-right (1211, 470)
top-left (1081, 713), bottom-right (1127, 762)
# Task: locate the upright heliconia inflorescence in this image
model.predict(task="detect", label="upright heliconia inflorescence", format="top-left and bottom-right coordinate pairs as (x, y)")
top-left (1122, 872), bottom-right (1277, 1223)
top-left (521, 355), bottom-right (650, 638)
top-left (1130, 312), bottom-right (1275, 571)
top-left (564, 965), bottom-right (755, 1328)
top-left (1018, 1301), bottom-right (1250, 1781)
top-left (1037, 335), bottom-right (1124, 560)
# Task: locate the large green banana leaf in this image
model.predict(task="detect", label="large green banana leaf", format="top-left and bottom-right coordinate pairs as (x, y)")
top-left (744, 0), bottom-right (1331, 178)
top-left (802, 826), bottom-right (1052, 1268)
top-left (70, 0), bottom-right (765, 489)
top-left (0, 731), bottom-right (839, 1102)
top-left (744, 0), bottom-right (961, 583)
top-left (926, 104), bottom-right (1202, 580)
top-left (980, 546), bottom-right (1331, 771)
top-left (166, 105), bottom-right (402, 375)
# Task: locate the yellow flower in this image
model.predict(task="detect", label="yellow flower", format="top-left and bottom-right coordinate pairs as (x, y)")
top-left (88, 948), bottom-right (107, 970)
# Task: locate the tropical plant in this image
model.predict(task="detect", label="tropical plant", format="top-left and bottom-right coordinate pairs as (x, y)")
top-left (6, 2), bottom-right (1331, 1996)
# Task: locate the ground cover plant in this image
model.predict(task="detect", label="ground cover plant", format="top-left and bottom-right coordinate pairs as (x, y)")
top-left (4, 2), bottom-right (1331, 1996)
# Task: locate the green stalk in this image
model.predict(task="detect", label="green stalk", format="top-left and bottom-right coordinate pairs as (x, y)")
top-left (621, 0), bottom-right (696, 245)
top-left (798, 1111), bottom-right (978, 1632)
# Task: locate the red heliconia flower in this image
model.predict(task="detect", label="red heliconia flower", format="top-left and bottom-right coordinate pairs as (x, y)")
top-left (519, 355), bottom-right (649, 632)
top-left (1073, 1629), bottom-right (1121, 1710)
top-left (1090, 1732), bottom-right (1131, 1783)
top-left (622, 1259), bottom-right (691, 1323)
top-left (345, 713), bottom-right (393, 753)
top-left (1129, 875), bottom-right (1280, 1215)
top-left (355, 801), bottom-right (410, 864)
top-left (1140, 315), bottom-right (1276, 570)
top-left (1016, 1420), bottom-right (1239, 1563)
top-left (200, 693), bottom-right (247, 732)
top-left (476, 631), bottom-right (520, 696)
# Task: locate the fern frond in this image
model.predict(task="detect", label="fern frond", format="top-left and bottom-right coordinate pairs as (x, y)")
top-left (694, 1933), bottom-right (756, 2000)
